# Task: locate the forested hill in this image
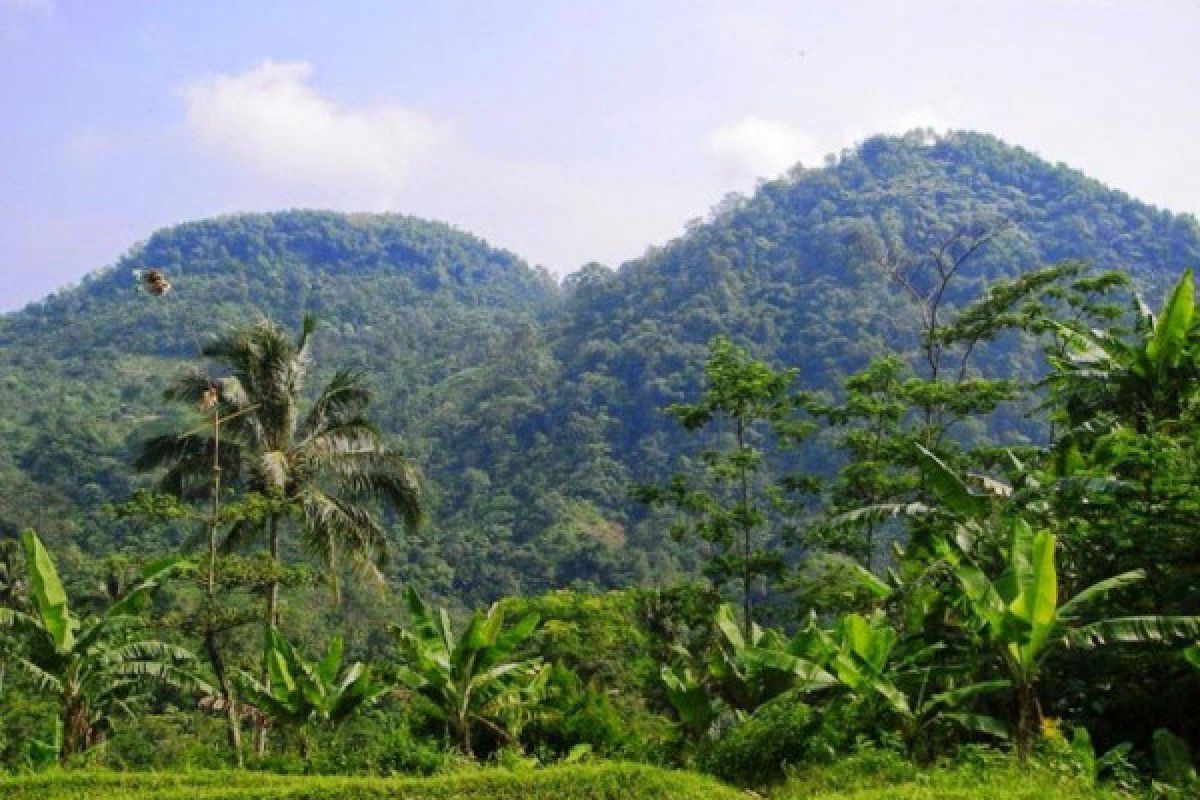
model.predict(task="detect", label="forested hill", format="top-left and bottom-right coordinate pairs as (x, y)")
top-left (3, 131), bottom-right (1200, 605)
top-left (553, 131), bottom-right (1197, 459)
top-left (0, 213), bottom-right (559, 585)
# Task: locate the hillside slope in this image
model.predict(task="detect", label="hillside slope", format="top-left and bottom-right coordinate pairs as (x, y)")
top-left (2, 132), bottom-right (1199, 606)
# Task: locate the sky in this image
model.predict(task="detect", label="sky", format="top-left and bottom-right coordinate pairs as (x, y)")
top-left (1, 1), bottom-right (1198, 310)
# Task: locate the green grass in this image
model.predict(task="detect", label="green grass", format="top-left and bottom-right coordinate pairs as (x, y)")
top-left (773, 754), bottom-right (1131, 800)
top-left (0, 763), bottom-right (743, 800)
top-left (0, 758), bottom-right (1138, 799)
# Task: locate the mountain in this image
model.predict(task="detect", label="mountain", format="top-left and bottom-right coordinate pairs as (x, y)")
top-left (2, 131), bottom-right (1199, 605)
top-left (0, 213), bottom-right (558, 571)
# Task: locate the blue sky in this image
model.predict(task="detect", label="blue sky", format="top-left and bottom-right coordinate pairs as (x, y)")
top-left (1, 0), bottom-right (1198, 310)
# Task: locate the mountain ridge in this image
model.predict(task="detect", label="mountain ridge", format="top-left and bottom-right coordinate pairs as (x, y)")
top-left (3, 130), bottom-right (1200, 604)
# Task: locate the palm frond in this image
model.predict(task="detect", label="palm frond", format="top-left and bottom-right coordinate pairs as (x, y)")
top-left (303, 369), bottom-right (373, 435)
top-left (1065, 616), bottom-right (1200, 648)
top-left (14, 657), bottom-right (64, 694)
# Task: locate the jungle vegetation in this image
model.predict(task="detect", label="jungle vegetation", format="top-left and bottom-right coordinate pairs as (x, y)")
top-left (2, 131), bottom-right (1200, 797)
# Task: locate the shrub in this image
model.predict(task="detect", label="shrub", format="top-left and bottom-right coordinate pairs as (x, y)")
top-left (102, 713), bottom-right (230, 770)
top-left (526, 667), bottom-right (676, 765)
top-left (701, 693), bottom-right (819, 785)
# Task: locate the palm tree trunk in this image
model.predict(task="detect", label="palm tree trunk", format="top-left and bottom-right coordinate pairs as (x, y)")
top-left (737, 418), bottom-right (752, 641)
top-left (204, 408), bottom-right (244, 766)
top-left (254, 513), bottom-right (282, 758)
top-left (266, 513), bottom-right (282, 628)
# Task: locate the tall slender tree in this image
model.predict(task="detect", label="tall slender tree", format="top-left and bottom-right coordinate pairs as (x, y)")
top-left (136, 315), bottom-right (422, 753)
top-left (634, 336), bottom-right (810, 637)
top-left (139, 315), bottom-right (422, 617)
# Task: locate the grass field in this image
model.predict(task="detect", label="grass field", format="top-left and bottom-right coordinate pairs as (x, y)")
top-left (0, 763), bottom-right (740, 800)
top-left (776, 761), bottom-right (1127, 800)
top-left (0, 760), bottom-right (1133, 799)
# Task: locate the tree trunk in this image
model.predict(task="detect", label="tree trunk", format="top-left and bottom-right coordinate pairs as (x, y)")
top-left (1014, 682), bottom-right (1041, 761)
top-left (203, 627), bottom-right (244, 766)
top-left (60, 695), bottom-right (90, 766)
top-left (254, 513), bottom-right (282, 758)
top-left (456, 715), bottom-right (474, 759)
top-left (737, 418), bottom-right (753, 641)
top-left (266, 513), bottom-right (282, 628)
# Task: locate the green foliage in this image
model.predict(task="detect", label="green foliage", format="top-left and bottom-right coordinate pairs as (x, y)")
top-left (774, 746), bottom-right (1128, 799)
top-left (5, 134), bottom-right (1200, 787)
top-left (923, 474), bottom-right (1200, 756)
top-left (4, 134), bottom-right (1200, 609)
top-left (701, 691), bottom-right (819, 785)
top-left (236, 628), bottom-right (388, 748)
top-left (1050, 268), bottom-right (1200, 431)
top-left (393, 588), bottom-right (547, 758)
top-left (1151, 728), bottom-right (1197, 794)
top-left (660, 664), bottom-right (716, 738)
top-left (0, 529), bottom-right (207, 763)
top-left (634, 336), bottom-right (812, 635)
top-left (793, 610), bottom-right (910, 716)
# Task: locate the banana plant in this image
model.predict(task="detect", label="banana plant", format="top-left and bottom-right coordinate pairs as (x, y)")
top-left (660, 603), bottom-right (833, 738)
top-left (793, 610), bottom-right (911, 716)
top-left (0, 529), bottom-right (206, 764)
top-left (706, 603), bottom-right (834, 712)
top-left (236, 628), bottom-right (387, 755)
top-left (393, 587), bottom-right (544, 759)
top-left (1049, 268), bottom-right (1199, 431)
top-left (660, 663), bottom-right (717, 738)
top-left (917, 448), bottom-right (1200, 758)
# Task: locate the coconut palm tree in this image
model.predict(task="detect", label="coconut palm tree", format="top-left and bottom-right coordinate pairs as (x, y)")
top-left (136, 315), bottom-right (423, 625)
top-left (0, 530), bottom-right (206, 763)
top-left (137, 316), bottom-right (421, 755)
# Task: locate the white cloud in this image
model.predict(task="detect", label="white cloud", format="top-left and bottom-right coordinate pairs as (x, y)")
top-left (180, 61), bottom-right (442, 204)
top-left (708, 116), bottom-right (824, 179)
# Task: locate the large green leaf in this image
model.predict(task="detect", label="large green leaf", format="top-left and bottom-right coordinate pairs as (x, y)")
top-left (1059, 570), bottom-right (1146, 619)
top-left (1066, 616), bottom-right (1200, 647)
top-left (1184, 644), bottom-right (1200, 673)
top-left (913, 444), bottom-right (990, 519)
top-left (942, 711), bottom-right (1010, 739)
top-left (661, 664), bottom-right (717, 733)
top-left (19, 529), bottom-right (75, 654)
top-left (923, 679), bottom-right (1011, 712)
top-left (106, 555), bottom-right (189, 618)
top-left (493, 611), bottom-right (540, 654)
top-left (714, 603), bottom-right (746, 651)
top-left (317, 636), bottom-right (344, 686)
top-left (1009, 527), bottom-right (1058, 666)
top-left (937, 537), bottom-right (1006, 634)
top-left (1153, 728), bottom-right (1197, 786)
top-left (1147, 268), bottom-right (1194, 370)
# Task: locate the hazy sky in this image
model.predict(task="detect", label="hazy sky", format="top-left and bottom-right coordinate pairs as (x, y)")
top-left (2, 1), bottom-right (1198, 310)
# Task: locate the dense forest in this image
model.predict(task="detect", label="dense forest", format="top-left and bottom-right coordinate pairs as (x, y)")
top-left (3, 132), bottom-right (1198, 605)
top-left (3, 131), bottom-right (1200, 798)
